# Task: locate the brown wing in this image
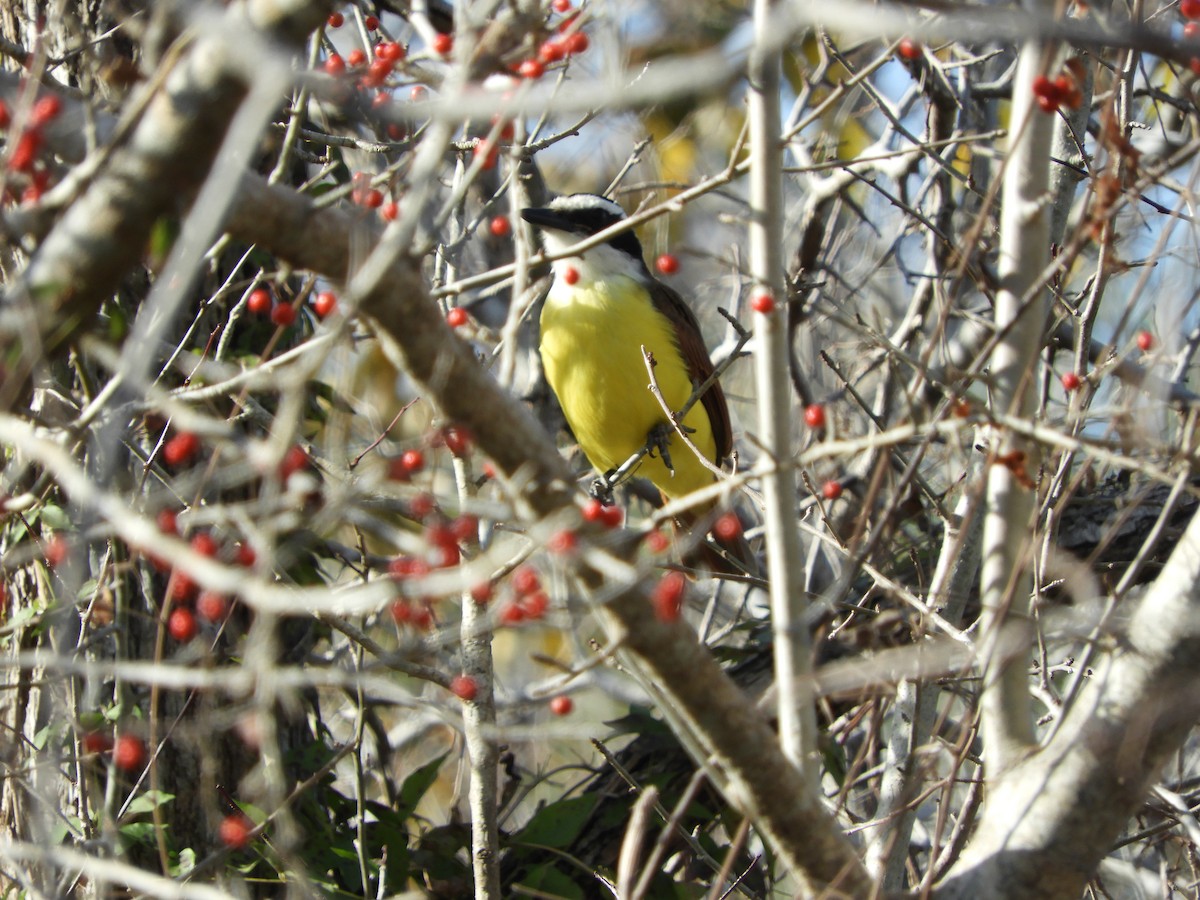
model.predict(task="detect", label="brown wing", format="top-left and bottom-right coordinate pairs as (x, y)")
top-left (648, 279), bottom-right (733, 461)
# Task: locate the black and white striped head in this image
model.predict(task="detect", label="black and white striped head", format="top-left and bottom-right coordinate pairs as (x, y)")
top-left (521, 194), bottom-right (648, 281)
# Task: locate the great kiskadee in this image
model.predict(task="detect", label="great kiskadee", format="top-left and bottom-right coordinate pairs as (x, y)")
top-left (520, 194), bottom-right (732, 504)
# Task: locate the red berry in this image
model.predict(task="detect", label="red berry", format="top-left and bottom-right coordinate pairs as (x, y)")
top-left (489, 215), bottom-right (511, 237)
top-left (520, 591), bottom-right (549, 619)
top-left (44, 533), bottom-right (69, 568)
top-left (234, 541), bottom-right (256, 568)
top-left (361, 188), bottom-right (384, 209)
top-left (427, 526), bottom-right (456, 551)
top-left (1061, 371), bottom-right (1081, 391)
top-left (246, 288), bottom-right (272, 314)
top-left (347, 48), bottom-right (367, 67)
top-left (512, 565), bottom-right (541, 596)
top-left (270, 302), bottom-right (296, 327)
top-left (410, 85), bottom-right (428, 100)
top-left (712, 512), bottom-right (742, 542)
top-left (431, 540), bottom-right (460, 569)
top-left (644, 530), bottom-right (670, 553)
top-left (563, 31), bottom-right (589, 54)
top-left (549, 695), bottom-right (573, 716)
top-left (652, 571), bottom-right (686, 622)
top-left (388, 556), bottom-right (430, 581)
top-left (364, 14), bottom-right (380, 30)
top-left (897, 38), bottom-right (921, 60)
top-left (498, 603), bottom-right (525, 626)
top-left (473, 139), bottom-right (498, 169)
top-left (163, 431), bottom-right (200, 466)
top-left (197, 591), bottom-right (229, 622)
top-left (363, 58), bottom-right (393, 87)
top-left (327, 11), bottom-right (344, 27)
top-left (432, 33), bottom-right (453, 55)
top-left (190, 532), bottom-right (219, 557)
top-left (8, 129), bottom-right (42, 172)
top-left (450, 674), bottom-right (478, 701)
top-left (169, 570), bottom-right (197, 603)
top-left (280, 444), bottom-right (311, 479)
top-left (804, 403), bottom-right (826, 429)
top-left (30, 95), bottom-right (61, 127)
top-left (377, 200), bottom-right (398, 223)
top-left (377, 41), bottom-right (404, 62)
top-left (157, 508), bottom-right (179, 535)
top-left (750, 292), bottom-right (775, 314)
top-left (168, 607), bottom-right (198, 643)
top-left (582, 498), bottom-right (605, 522)
top-left (401, 448), bottom-right (425, 474)
top-left (447, 307), bottom-right (469, 328)
top-left (1188, 21), bottom-right (1200, 37)
top-left (655, 253), bottom-right (679, 275)
top-left (312, 291), bottom-right (337, 318)
top-left (409, 492), bottom-right (436, 519)
top-left (518, 58), bottom-right (545, 79)
top-left (821, 480), bottom-right (843, 501)
top-left (562, 266), bottom-right (580, 285)
top-left (410, 604), bottom-right (433, 631)
top-left (82, 731), bottom-right (113, 755)
top-left (470, 582), bottom-right (493, 604)
top-left (390, 598), bottom-right (413, 624)
top-left (1184, 0), bottom-right (1200, 18)
top-left (539, 39), bottom-right (565, 63)
top-left (440, 425), bottom-right (473, 458)
top-left (553, 0), bottom-right (572, 10)
top-left (450, 515), bottom-right (478, 543)
top-left (219, 814), bottom-right (253, 849)
top-left (0, 100), bottom-right (10, 129)
top-left (1032, 74), bottom-right (1057, 99)
top-left (548, 529), bottom-right (577, 554)
top-left (113, 735), bottom-right (145, 772)
top-left (323, 53), bottom-right (346, 75)
top-left (598, 505), bottom-right (623, 529)
top-left (1136, 330), bottom-right (1153, 351)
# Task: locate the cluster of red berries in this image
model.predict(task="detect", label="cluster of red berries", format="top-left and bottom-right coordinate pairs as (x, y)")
top-left (149, 506), bottom-right (254, 630)
top-left (1, 91), bottom-right (62, 205)
top-left (497, 563), bottom-right (551, 625)
top-left (246, 286), bottom-right (303, 328)
top-left (1031, 70), bottom-right (1083, 114)
top-left (582, 497), bottom-right (623, 529)
top-left (527, 2), bottom-right (589, 73)
top-left (350, 171), bottom-right (396, 219)
top-left (322, 35), bottom-right (406, 92)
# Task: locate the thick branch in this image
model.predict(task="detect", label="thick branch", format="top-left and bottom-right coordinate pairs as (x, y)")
top-left (937, 505), bottom-right (1200, 899)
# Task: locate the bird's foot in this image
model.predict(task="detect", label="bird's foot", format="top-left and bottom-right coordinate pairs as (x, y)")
top-left (590, 472), bottom-right (617, 505)
top-left (644, 422), bottom-right (677, 476)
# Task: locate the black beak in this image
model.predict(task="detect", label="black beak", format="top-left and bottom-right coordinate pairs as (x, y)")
top-left (520, 207), bottom-right (574, 232)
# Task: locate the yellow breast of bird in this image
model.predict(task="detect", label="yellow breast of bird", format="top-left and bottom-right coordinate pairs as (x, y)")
top-left (539, 272), bottom-right (717, 499)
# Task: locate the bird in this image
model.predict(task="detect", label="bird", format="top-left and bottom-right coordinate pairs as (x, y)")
top-left (520, 193), bottom-right (732, 507)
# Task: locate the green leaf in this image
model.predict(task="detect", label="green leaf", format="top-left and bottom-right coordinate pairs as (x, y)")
top-left (119, 821), bottom-right (163, 844)
top-left (399, 753), bottom-right (448, 815)
top-left (514, 795), bottom-right (599, 850)
top-left (516, 863), bottom-right (586, 899)
top-left (39, 505), bottom-right (70, 531)
top-left (124, 790), bottom-right (175, 817)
